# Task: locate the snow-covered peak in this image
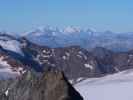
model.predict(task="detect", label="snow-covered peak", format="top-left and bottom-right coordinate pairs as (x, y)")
top-left (63, 26), bottom-right (82, 33)
top-left (23, 26), bottom-right (62, 37)
top-left (23, 26), bottom-right (95, 37)
top-left (36, 26), bottom-right (60, 33)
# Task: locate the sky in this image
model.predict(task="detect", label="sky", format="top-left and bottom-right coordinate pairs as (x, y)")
top-left (0, 0), bottom-right (133, 33)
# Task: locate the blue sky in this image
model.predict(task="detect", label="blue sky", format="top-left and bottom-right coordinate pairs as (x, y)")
top-left (0, 0), bottom-right (133, 33)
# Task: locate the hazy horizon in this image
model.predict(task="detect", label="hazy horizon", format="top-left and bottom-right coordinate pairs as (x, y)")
top-left (0, 0), bottom-right (133, 33)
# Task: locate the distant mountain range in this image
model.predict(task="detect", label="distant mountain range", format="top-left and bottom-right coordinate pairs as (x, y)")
top-left (21, 26), bottom-right (133, 52)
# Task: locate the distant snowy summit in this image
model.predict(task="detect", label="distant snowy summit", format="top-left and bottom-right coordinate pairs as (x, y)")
top-left (23, 26), bottom-right (94, 36)
top-left (22, 26), bottom-right (94, 48)
top-left (22, 26), bottom-right (133, 52)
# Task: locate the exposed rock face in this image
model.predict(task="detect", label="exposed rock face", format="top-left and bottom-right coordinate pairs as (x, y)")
top-left (21, 40), bottom-right (101, 83)
top-left (1, 34), bottom-right (133, 84)
top-left (0, 69), bottom-right (83, 100)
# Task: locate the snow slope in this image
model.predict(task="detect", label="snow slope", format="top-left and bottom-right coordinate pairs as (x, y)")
top-left (0, 56), bottom-right (23, 79)
top-left (0, 40), bottom-right (23, 55)
top-left (0, 34), bottom-right (23, 55)
top-left (75, 69), bottom-right (133, 100)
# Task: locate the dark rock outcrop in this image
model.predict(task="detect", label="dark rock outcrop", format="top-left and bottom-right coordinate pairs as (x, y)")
top-left (0, 69), bottom-right (83, 100)
top-left (1, 34), bottom-right (133, 84)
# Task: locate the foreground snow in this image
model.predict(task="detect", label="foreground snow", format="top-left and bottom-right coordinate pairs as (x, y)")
top-left (75, 69), bottom-right (133, 100)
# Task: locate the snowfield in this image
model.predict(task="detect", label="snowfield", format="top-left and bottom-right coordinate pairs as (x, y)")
top-left (0, 39), bottom-right (23, 55)
top-left (75, 69), bottom-right (133, 100)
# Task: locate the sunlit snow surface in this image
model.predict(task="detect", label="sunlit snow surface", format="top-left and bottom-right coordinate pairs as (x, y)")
top-left (75, 69), bottom-right (133, 100)
top-left (0, 40), bottom-right (23, 55)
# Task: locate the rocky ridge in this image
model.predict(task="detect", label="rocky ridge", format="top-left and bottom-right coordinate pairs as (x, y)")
top-left (0, 69), bottom-right (83, 100)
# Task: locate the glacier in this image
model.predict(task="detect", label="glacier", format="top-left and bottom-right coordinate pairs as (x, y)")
top-left (75, 69), bottom-right (133, 100)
